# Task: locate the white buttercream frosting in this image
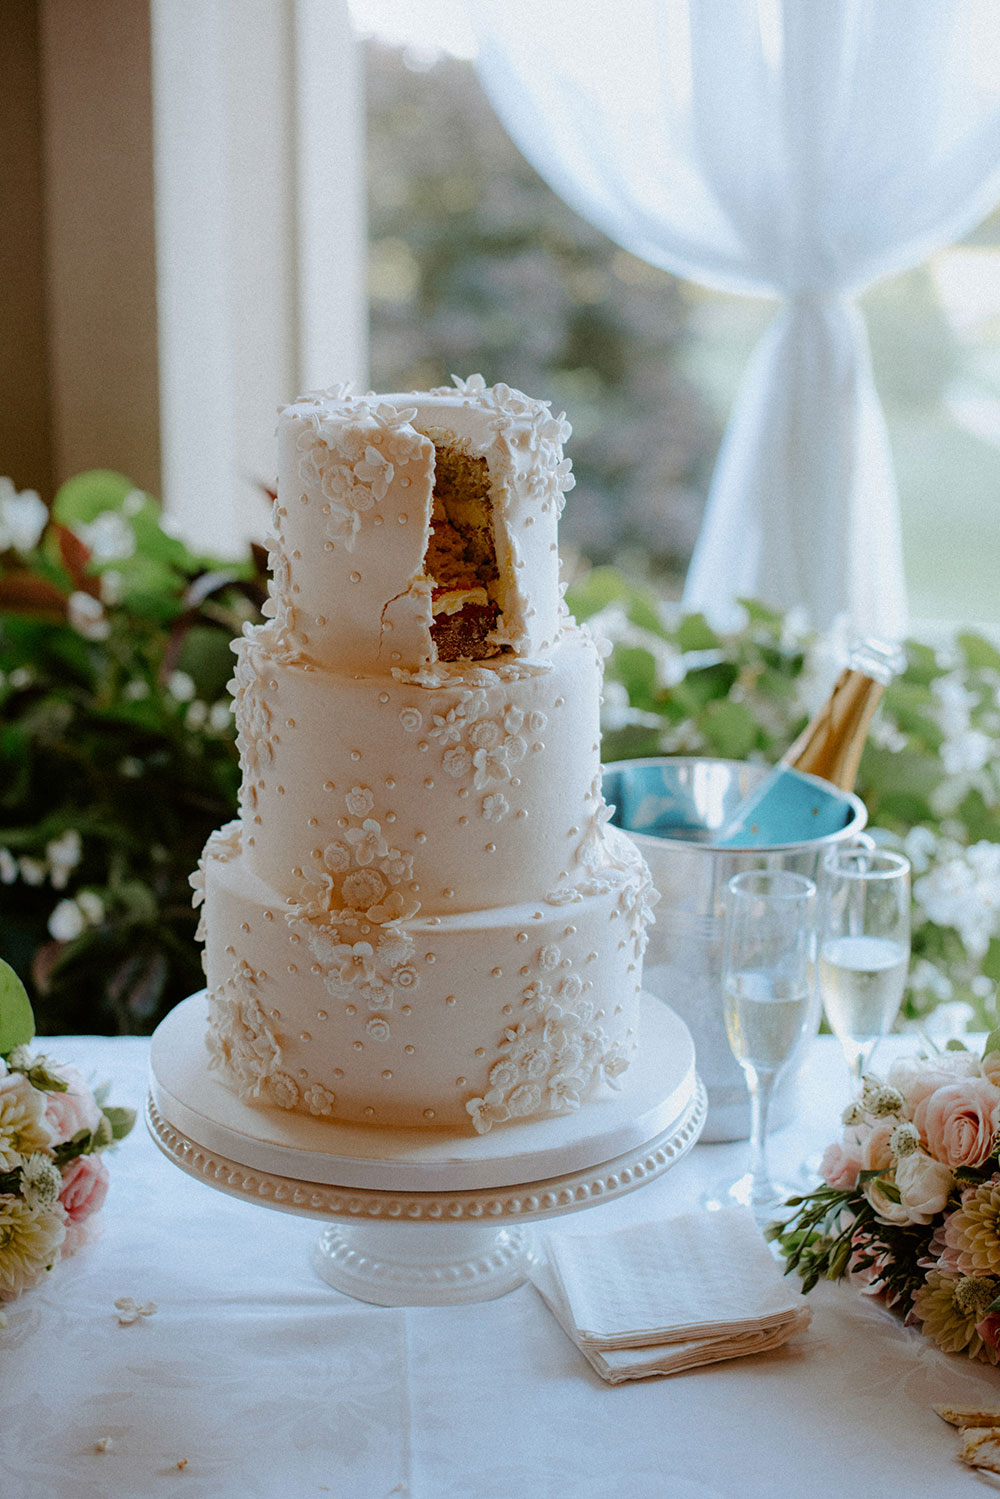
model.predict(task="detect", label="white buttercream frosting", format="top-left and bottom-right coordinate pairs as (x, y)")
top-left (196, 378), bottom-right (654, 1132)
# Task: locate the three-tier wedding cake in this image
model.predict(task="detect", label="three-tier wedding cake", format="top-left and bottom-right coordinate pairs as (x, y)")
top-left (192, 376), bottom-right (655, 1135)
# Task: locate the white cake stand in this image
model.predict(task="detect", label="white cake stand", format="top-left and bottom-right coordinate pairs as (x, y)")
top-left (147, 991), bottom-right (705, 1306)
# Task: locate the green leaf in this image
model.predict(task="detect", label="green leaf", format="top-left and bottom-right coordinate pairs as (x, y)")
top-left (609, 646), bottom-right (658, 709)
top-left (102, 1105), bottom-right (136, 1141)
top-left (958, 630), bottom-right (1000, 672)
top-left (983, 1027), bottom-right (1000, 1060)
top-left (51, 470), bottom-right (139, 527)
top-left (700, 698), bottom-right (759, 759)
top-left (0, 959), bottom-right (35, 1053)
top-left (564, 566), bottom-right (634, 621)
top-left (675, 612), bottom-right (720, 652)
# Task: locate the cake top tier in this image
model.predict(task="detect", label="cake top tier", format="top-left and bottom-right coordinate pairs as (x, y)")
top-left (256, 376), bottom-right (576, 675)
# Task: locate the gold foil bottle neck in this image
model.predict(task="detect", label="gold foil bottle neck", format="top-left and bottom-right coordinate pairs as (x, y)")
top-left (782, 639), bottom-right (904, 792)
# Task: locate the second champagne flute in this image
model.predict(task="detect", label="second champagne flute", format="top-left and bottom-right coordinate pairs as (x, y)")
top-left (818, 844), bottom-right (911, 1086)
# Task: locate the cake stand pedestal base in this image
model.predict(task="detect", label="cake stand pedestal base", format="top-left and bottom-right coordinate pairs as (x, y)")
top-left (147, 991), bottom-right (705, 1305)
top-left (312, 1221), bottom-right (532, 1305)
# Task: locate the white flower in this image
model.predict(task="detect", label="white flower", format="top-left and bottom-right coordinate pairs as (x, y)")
top-left (469, 719), bottom-right (502, 751)
top-left (0, 479), bottom-right (47, 552)
top-left (399, 707), bottom-right (423, 733)
top-left (302, 1083), bottom-right (336, 1117)
top-left (18, 858), bottom-right (45, 887)
top-left (894, 1151), bottom-right (953, 1223)
top-left (914, 840), bottom-right (1000, 959)
top-left (932, 672), bottom-right (978, 737)
top-left (322, 841), bottom-right (351, 873)
top-left (99, 569), bottom-right (124, 606)
top-left (166, 670), bottom-right (196, 703)
top-left (209, 701), bottom-right (232, 732)
top-left (941, 729), bottom-right (992, 776)
top-left (0, 849), bottom-right (17, 885)
top-left (269, 1072), bottom-right (300, 1110)
top-left (0, 1075), bottom-right (55, 1171)
top-left (472, 743), bottom-right (510, 788)
top-left (46, 830), bottom-right (82, 889)
top-left (442, 746), bottom-right (472, 779)
top-left (345, 785), bottom-right (375, 817)
top-left (76, 510), bottom-right (136, 563)
top-left (76, 891), bottom-right (105, 925)
top-left (48, 899), bottom-right (86, 942)
top-left (466, 1090), bottom-right (510, 1135)
top-left (114, 1296), bottom-right (157, 1325)
top-left (342, 869), bottom-right (387, 909)
top-left (0, 1196), bottom-right (66, 1300)
top-left (482, 793), bottom-right (509, 823)
top-left (67, 592), bottom-right (110, 641)
top-left (19, 1153), bottom-right (62, 1211)
top-left (345, 818), bottom-right (386, 866)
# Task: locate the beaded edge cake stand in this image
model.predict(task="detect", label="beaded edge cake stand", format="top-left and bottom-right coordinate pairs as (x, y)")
top-left (146, 992), bottom-right (706, 1306)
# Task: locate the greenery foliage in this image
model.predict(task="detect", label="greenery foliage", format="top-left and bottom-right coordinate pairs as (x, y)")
top-left (0, 472), bottom-right (266, 1035)
top-left (1, 475), bottom-right (996, 1039)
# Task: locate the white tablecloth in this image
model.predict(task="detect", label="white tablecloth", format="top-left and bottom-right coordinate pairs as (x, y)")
top-left (3, 1033), bottom-right (996, 1498)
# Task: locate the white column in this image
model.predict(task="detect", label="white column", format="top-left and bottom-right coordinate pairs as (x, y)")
top-left (150, 0), bottom-right (367, 556)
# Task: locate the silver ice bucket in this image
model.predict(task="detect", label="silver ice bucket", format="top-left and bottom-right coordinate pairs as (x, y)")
top-left (604, 757), bottom-right (867, 1141)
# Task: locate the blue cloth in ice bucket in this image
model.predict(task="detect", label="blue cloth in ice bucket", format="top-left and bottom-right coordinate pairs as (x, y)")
top-left (602, 758), bottom-right (861, 849)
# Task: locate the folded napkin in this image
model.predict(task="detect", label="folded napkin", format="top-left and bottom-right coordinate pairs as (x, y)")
top-left (528, 1206), bottom-right (812, 1383)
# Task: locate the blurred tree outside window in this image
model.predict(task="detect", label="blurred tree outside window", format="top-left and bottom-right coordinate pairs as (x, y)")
top-left (359, 16), bottom-right (1000, 629)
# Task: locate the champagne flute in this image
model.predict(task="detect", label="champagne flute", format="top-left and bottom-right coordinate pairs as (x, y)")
top-left (818, 843), bottom-right (911, 1086)
top-left (705, 869), bottom-right (817, 1223)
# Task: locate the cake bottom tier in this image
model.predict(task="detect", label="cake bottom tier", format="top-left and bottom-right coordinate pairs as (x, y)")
top-left (199, 842), bottom-right (650, 1132)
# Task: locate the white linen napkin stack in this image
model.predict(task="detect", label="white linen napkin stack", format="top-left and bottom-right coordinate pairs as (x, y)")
top-left (528, 1206), bottom-right (812, 1383)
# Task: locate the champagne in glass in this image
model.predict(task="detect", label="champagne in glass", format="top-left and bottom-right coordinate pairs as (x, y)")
top-left (705, 869), bottom-right (817, 1223)
top-left (819, 846), bottom-right (910, 1084)
top-left (725, 968), bottom-right (814, 1072)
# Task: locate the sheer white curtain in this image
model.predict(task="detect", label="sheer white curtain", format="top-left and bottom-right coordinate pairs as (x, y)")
top-left (468, 0), bottom-right (1000, 636)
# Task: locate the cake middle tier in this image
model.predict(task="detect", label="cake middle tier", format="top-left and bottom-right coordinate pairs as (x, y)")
top-left (234, 623), bottom-right (608, 915)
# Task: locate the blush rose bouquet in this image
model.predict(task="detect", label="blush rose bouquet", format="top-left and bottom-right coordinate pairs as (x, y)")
top-left (772, 1032), bottom-right (1000, 1364)
top-left (0, 959), bottom-right (134, 1324)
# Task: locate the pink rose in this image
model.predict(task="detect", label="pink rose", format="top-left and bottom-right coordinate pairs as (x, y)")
top-left (45, 1065), bottom-right (102, 1144)
top-left (820, 1140), bottom-right (863, 1191)
top-left (860, 1121), bottom-right (895, 1173)
top-left (914, 1078), bottom-right (1000, 1168)
top-left (59, 1153), bottom-right (109, 1223)
top-left (886, 1052), bottom-right (983, 1113)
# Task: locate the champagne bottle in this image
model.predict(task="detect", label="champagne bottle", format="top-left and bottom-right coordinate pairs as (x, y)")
top-left (710, 638), bottom-right (903, 846)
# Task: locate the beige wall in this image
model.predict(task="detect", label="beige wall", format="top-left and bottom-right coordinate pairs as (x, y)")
top-left (39, 0), bottom-right (161, 496)
top-left (1, 0), bottom-right (366, 546)
top-left (1, 0), bottom-right (160, 500)
top-left (0, 1), bottom-right (53, 496)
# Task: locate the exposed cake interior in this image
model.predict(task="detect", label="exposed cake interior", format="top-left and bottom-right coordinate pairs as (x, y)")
top-left (422, 430), bottom-right (505, 662)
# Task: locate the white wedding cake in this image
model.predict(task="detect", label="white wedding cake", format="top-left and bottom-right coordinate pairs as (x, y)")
top-left (192, 376), bottom-right (656, 1135)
